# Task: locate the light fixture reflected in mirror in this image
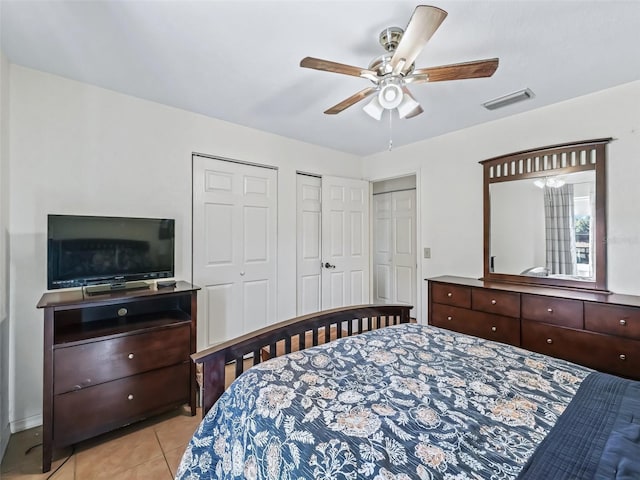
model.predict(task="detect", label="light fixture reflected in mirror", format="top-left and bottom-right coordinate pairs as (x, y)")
top-left (533, 177), bottom-right (566, 189)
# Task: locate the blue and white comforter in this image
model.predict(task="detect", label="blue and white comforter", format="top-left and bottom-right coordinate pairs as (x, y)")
top-left (177, 324), bottom-right (592, 480)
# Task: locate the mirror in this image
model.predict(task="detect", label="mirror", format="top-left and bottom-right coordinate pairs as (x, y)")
top-left (490, 171), bottom-right (595, 279)
top-left (481, 139), bottom-right (609, 291)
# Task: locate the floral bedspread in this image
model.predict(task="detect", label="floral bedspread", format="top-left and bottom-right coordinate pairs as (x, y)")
top-left (177, 324), bottom-right (592, 480)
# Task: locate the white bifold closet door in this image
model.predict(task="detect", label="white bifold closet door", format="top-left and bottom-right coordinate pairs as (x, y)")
top-left (373, 189), bottom-right (416, 315)
top-left (192, 156), bottom-right (277, 348)
top-left (296, 174), bottom-right (322, 315)
top-left (320, 176), bottom-right (370, 309)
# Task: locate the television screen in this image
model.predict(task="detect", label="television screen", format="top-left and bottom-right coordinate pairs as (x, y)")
top-left (47, 215), bottom-right (175, 289)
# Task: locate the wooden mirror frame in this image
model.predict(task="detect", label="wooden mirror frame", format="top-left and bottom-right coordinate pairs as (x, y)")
top-left (480, 138), bottom-right (610, 292)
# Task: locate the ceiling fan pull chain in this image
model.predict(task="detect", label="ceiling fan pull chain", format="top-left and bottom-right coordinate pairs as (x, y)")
top-left (388, 110), bottom-right (393, 151)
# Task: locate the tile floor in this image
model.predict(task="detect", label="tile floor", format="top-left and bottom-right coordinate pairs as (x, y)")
top-left (0, 405), bottom-right (202, 480)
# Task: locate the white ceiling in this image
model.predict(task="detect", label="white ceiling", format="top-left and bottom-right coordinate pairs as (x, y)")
top-left (2, 0), bottom-right (639, 156)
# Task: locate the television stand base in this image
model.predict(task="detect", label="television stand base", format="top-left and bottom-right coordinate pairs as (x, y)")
top-left (84, 280), bottom-right (150, 296)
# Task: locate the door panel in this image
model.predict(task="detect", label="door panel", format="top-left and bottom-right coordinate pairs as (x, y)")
top-left (321, 176), bottom-right (369, 309)
top-left (395, 266), bottom-right (413, 304)
top-left (296, 175), bottom-right (322, 315)
top-left (205, 204), bottom-right (233, 264)
top-left (244, 206), bottom-right (268, 262)
top-left (193, 156), bottom-right (277, 348)
top-left (376, 264), bottom-right (391, 301)
top-left (330, 272), bottom-right (345, 307)
top-left (243, 280), bottom-right (270, 333)
top-left (372, 189), bottom-right (416, 315)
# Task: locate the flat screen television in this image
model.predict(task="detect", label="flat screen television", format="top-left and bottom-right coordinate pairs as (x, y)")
top-left (47, 214), bottom-right (175, 290)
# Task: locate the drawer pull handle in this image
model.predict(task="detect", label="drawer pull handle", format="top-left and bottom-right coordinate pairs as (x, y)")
top-left (619, 354), bottom-right (627, 361)
top-left (117, 307), bottom-right (128, 317)
top-left (447, 292), bottom-right (453, 298)
top-left (446, 316), bottom-right (453, 321)
top-left (620, 319), bottom-right (627, 326)
top-left (491, 299), bottom-right (497, 305)
top-left (546, 338), bottom-right (553, 344)
top-left (491, 326), bottom-right (497, 332)
top-left (128, 353), bottom-right (134, 359)
top-left (128, 394), bottom-right (134, 401)
top-left (547, 308), bottom-right (553, 313)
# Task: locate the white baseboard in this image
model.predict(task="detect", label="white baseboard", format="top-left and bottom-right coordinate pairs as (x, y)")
top-left (1, 421), bottom-right (10, 461)
top-left (10, 413), bottom-right (42, 433)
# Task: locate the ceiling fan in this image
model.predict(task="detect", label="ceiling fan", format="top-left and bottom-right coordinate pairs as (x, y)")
top-left (300, 5), bottom-right (499, 120)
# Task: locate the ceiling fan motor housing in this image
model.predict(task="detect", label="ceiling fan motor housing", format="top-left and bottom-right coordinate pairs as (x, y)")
top-left (379, 26), bottom-right (404, 52)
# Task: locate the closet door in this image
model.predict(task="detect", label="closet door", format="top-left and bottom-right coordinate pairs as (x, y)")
top-left (192, 156), bottom-right (277, 347)
top-left (321, 176), bottom-right (369, 309)
top-left (373, 190), bottom-right (416, 314)
top-left (373, 193), bottom-right (393, 304)
top-left (296, 174), bottom-right (322, 315)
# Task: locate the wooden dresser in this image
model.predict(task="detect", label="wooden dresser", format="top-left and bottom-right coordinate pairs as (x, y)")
top-left (37, 282), bottom-right (199, 473)
top-left (427, 276), bottom-right (640, 380)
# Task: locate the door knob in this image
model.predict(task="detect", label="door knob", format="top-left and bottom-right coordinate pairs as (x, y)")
top-left (323, 262), bottom-right (336, 269)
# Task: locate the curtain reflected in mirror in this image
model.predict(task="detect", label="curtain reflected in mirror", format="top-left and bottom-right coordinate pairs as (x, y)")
top-left (490, 171), bottom-right (595, 281)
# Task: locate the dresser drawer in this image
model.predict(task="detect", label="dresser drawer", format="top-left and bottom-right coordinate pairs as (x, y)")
top-left (521, 294), bottom-right (583, 329)
top-left (54, 324), bottom-right (190, 394)
top-left (472, 288), bottom-right (520, 318)
top-left (431, 303), bottom-right (520, 346)
top-left (53, 363), bottom-right (190, 446)
top-left (585, 303), bottom-right (640, 340)
top-left (431, 283), bottom-right (471, 308)
top-left (521, 320), bottom-right (639, 379)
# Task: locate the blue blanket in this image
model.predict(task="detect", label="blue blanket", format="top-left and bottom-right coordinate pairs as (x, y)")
top-left (517, 372), bottom-right (640, 480)
top-left (177, 324), bottom-right (593, 479)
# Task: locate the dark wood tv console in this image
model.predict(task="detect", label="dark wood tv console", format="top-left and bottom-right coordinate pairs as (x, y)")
top-left (37, 281), bottom-right (199, 473)
top-left (427, 276), bottom-right (640, 381)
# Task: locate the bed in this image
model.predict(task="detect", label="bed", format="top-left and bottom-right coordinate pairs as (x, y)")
top-left (177, 305), bottom-right (640, 480)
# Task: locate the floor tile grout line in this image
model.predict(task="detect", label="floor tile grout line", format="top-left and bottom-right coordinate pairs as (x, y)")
top-left (154, 428), bottom-right (174, 479)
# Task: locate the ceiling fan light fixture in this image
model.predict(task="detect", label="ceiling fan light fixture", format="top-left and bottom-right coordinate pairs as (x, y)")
top-left (363, 95), bottom-right (385, 120)
top-left (378, 83), bottom-right (403, 109)
top-left (397, 93), bottom-right (420, 119)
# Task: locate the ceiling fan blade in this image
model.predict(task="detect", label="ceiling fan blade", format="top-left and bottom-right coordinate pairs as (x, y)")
top-left (324, 87), bottom-right (377, 115)
top-left (405, 105), bottom-right (424, 119)
top-left (410, 58), bottom-right (499, 83)
top-left (301, 57), bottom-right (377, 80)
top-left (390, 5), bottom-right (448, 74)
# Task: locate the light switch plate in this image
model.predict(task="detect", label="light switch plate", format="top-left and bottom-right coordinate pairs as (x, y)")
top-left (424, 247), bottom-right (431, 259)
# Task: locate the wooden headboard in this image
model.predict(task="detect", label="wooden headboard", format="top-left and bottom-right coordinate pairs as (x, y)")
top-left (192, 304), bottom-right (412, 414)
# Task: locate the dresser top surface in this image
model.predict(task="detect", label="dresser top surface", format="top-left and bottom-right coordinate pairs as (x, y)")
top-left (427, 275), bottom-right (640, 308)
top-left (37, 281), bottom-right (200, 309)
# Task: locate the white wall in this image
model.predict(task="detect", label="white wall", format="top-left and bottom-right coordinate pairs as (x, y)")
top-left (8, 65), bottom-right (362, 430)
top-left (363, 80), bottom-right (640, 314)
top-left (0, 50), bottom-right (11, 459)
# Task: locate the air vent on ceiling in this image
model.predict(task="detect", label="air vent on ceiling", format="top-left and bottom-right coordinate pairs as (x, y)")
top-left (482, 88), bottom-right (535, 110)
